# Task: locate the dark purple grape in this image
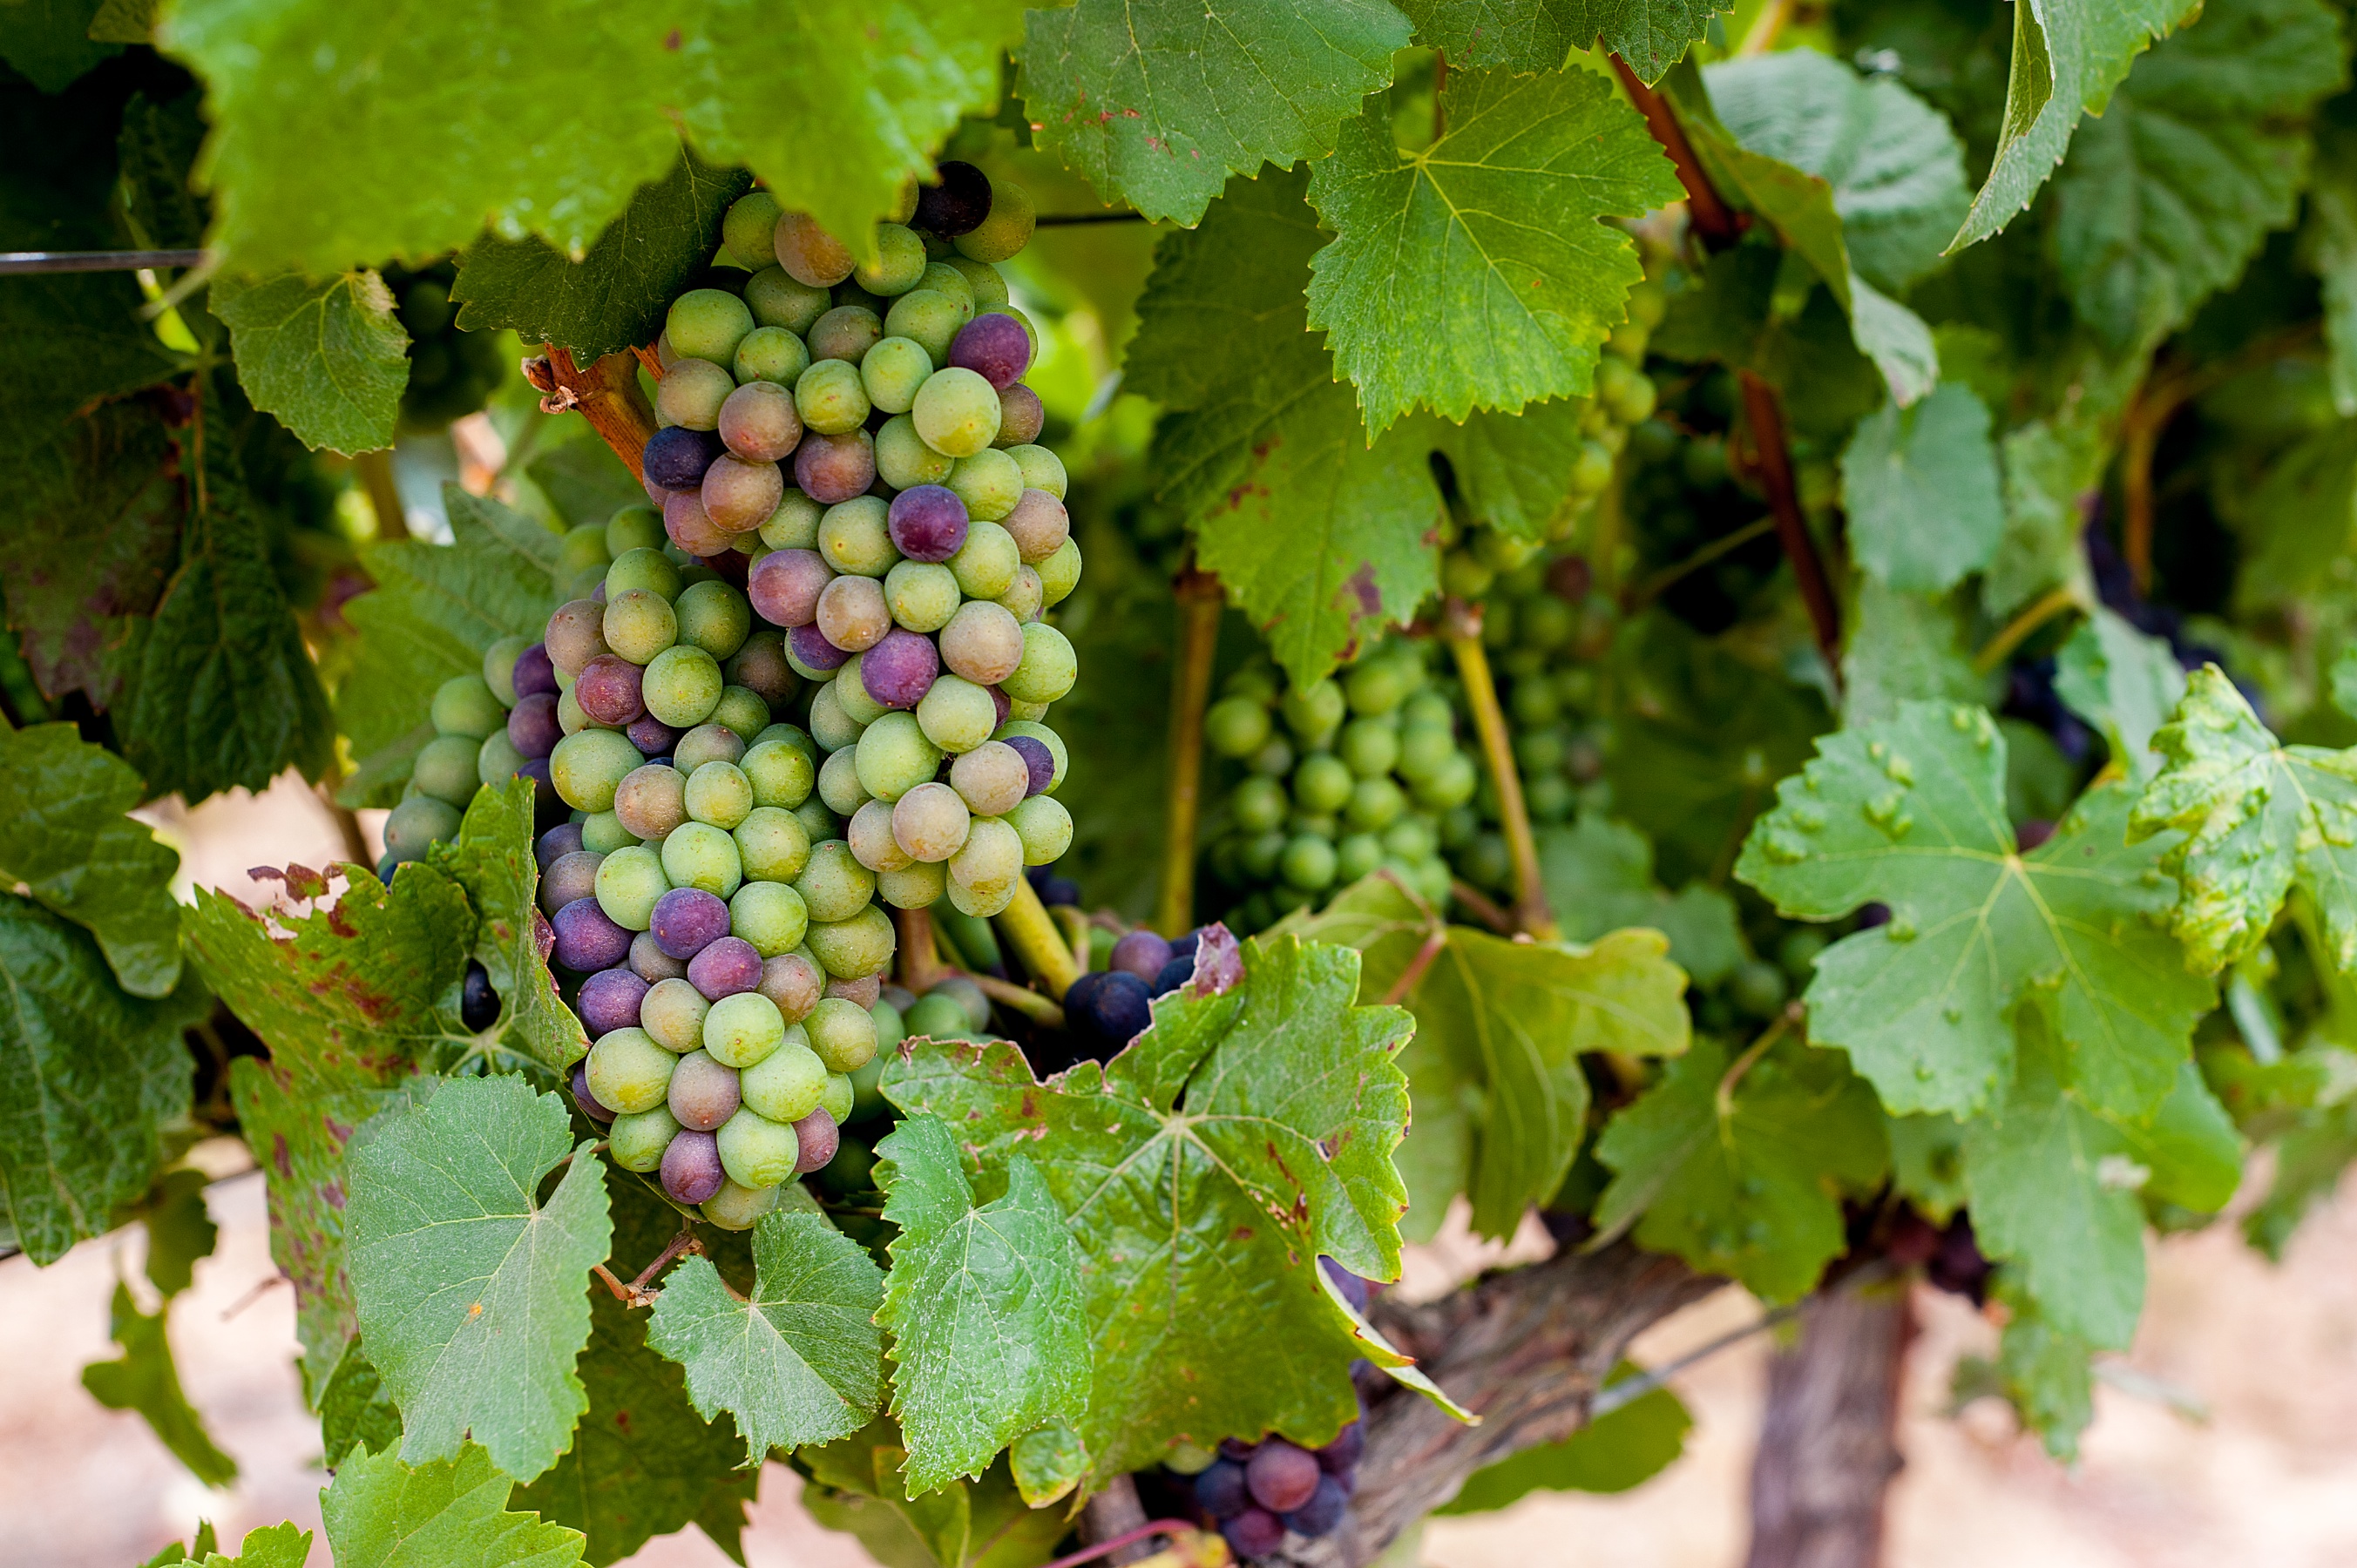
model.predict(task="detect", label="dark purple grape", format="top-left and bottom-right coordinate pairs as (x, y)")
top-left (644, 424), bottom-right (725, 490)
top-left (668, 1051), bottom-right (742, 1131)
top-left (1246, 1441), bottom-right (1320, 1513)
top-left (915, 161), bottom-right (992, 237)
top-left (1110, 929), bottom-right (1171, 982)
top-left (1005, 733), bottom-right (1054, 796)
top-left (794, 429), bottom-right (876, 505)
top-left (628, 714), bottom-right (681, 755)
top-left (1283, 1476), bottom-right (1347, 1538)
top-left (1317, 1418), bottom-right (1363, 1473)
top-left (660, 1128), bottom-right (727, 1204)
top-left (1169, 929), bottom-right (1201, 961)
top-left (1194, 1460), bottom-right (1250, 1521)
top-left (651, 887), bottom-right (731, 960)
top-left (509, 693), bottom-right (563, 760)
top-left (1034, 874), bottom-right (1081, 908)
top-left (688, 936), bottom-right (763, 999)
top-left (535, 822), bottom-right (585, 871)
top-left (1150, 956), bottom-right (1192, 998)
top-left (887, 485), bottom-right (970, 563)
top-left (518, 758), bottom-right (567, 829)
top-left (789, 622), bottom-right (852, 672)
top-left (512, 643), bottom-right (559, 700)
top-left (1221, 1509), bottom-right (1285, 1559)
top-left (552, 897), bottom-right (631, 972)
top-left (2017, 818), bottom-right (2056, 851)
top-left (792, 1105), bottom-right (840, 1173)
top-left (1320, 1257), bottom-right (1370, 1314)
top-left (578, 967), bottom-right (650, 1035)
top-left (949, 314), bottom-right (1032, 389)
top-left (572, 1062), bottom-right (615, 1125)
top-left (541, 849), bottom-right (603, 914)
top-left (1067, 970), bottom-right (1151, 1057)
top-left (461, 960), bottom-right (499, 1031)
top-left (995, 382), bottom-right (1045, 447)
top-left (862, 629), bottom-right (940, 710)
top-left (576, 654), bottom-right (647, 727)
top-left (1218, 1438), bottom-right (1258, 1461)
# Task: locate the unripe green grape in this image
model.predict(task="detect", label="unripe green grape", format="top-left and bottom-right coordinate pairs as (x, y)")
top-left (856, 222), bottom-right (928, 295)
top-left (642, 977), bottom-right (711, 1053)
top-left (891, 781), bottom-right (970, 862)
top-left (710, 685), bottom-right (770, 744)
top-left (915, 261), bottom-right (975, 319)
top-left (818, 1072), bottom-right (855, 1125)
top-left (1568, 439), bottom-right (1616, 496)
top-left (1036, 538), bottom-right (1080, 608)
top-left (938, 256), bottom-right (1006, 312)
top-left (992, 719), bottom-right (1067, 791)
top-left (793, 839), bottom-right (877, 923)
top-left (823, 661), bottom-right (884, 729)
top-left (911, 368), bottom-right (1000, 457)
top-left (661, 820), bottom-right (744, 898)
top-left (1204, 696), bottom-right (1272, 760)
top-left (587, 1027), bottom-right (675, 1114)
top-left (861, 336), bottom-right (933, 414)
top-left (1280, 679), bottom-right (1346, 747)
top-left (704, 989), bottom-right (788, 1068)
top-left (948, 449), bottom-right (1023, 521)
top-left (1344, 660), bottom-right (1412, 717)
top-left (806, 996), bottom-right (879, 1071)
top-left (1006, 794), bottom-right (1073, 865)
top-left (877, 414), bottom-right (955, 490)
top-left (594, 844), bottom-right (669, 929)
top-left (483, 634), bottom-right (531, 705)
top-left (1345, 776), bottom-right (1406, 831)
top-left (1293, 754), bottom-right (1353, 815)
top-left (1279, 833), bottom-right (1338, 891)
top-left (1236, 829), bottom-right (1287, 879)
top-left (561, 523), bottom-right (611, 579)
top-left (702, 1179), bottom-right (780, 1231)
top-left (808, 682), bottom-right (865, 753)
top-left (817, 496), bottom-right (898, 577)
top-left (1231, 774), bottom-right (1289, 835)
top-left (760, 490), bottom-right (825, 551)
top-left (994, 565), bottom-right (1044, 624)
top-left (431, 674), bottom-right (505, 740)
top-left (1006, 697), bottom-right (1049, 723)
top-left (741, 1031), bottom-right (828, 1122)
top-left (747, 267), bottom-right (830, 334)
top-left (656, 357), bottom-right (735, 430)
top-left (477, 728), bottom-right (525, 789)
top-left (849, 797), bottom-right (915, 872)
top-left (683, 760), bottom-right (754, 829)
top-left (1336, 832), bottom-right (1384, 884)
top-left (1005, 444), bottom-right (1067, 501)
top-left (877, 859), bottom-right (946, 909)
top-left (608, 546), bottom-right (684, 602)
top-left (1383, 816), bottom-right (1438, 862)
top-left (552, 729), bottom-right (642, 812)
top-left (580, 809), bottom-right (639, 854)
top-left (806, 903), bottom-right (895, 979)
top-left (1395, 725), bottom-right (1457, 783)
top-left (743, 740), bottom-right (815, 809)
top-left (413, 733), bottom-right (481, 807)
top-left (884, 288), bottom-right (963, 364)
top-left (1000, 622), bottom-right (1075, 705)
top-left (736, 806), bottom-right (813, 883)
top-left (610, 1105), bottom-right (681, 1172)
top-left (717, 1107), bottom-right (800, 1188)
top-left (945, 873), bottom-right (1013, 919)
top-left (1412, 750), bottom-right (1480, 809)
top-left (1596, 356), bottom-right (1657, 425)
top-left (674, 580), bottom-right (752, 660)
top-left (948, 816), bottom-right (1023, 900)
top-left (884, 560), bottom-right (962, 634)
top-left (955, 178), bottom-right (1035, 261)
top-left (1514, 727), bottom-right (1566, 774)
top-left (856, 711), bottom-right (943, 802)
top-left (1247, 733), bottom-right (1295, 778)
top-left (383, 795), bottom-right (460, 861)
top-left (602, 588), bottom-right (678, 666)
top-left (668, 288), bottom-right (755, 367)
top-left (915, 673), bottom-right (997, 754)
top-left (947, 741), bottom-right (1027, 817)
top-left (734, 326), bottom-right (810, 389)
top-left (673, 725), bottom-right (743, 775)
top-left (809, 304), bottom-right (883, 364)
top-left (947, 518), bottom-right (1019, 601)
top-left (554, 688), bottom-right (593, 737)
top-left (796, 358), bottom-right (870, 436)
top-left (643, 645), bottom-right (724, 728)
top-left (1339, 718), bottom-right (1400, 778)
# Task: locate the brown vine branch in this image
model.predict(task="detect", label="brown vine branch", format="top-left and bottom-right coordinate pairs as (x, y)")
top-left (1158, 565), bottom-right (1224, 938)
top-left (1447, 880), bottom-right (1514, 936)
top-left (1737, 372), bottom-right (1843, 687)
top-left (1081, 1474), bottom-right (1157, 1566)
top-left (1443, 599), bottom-right (1558, 940)
top-left (896, 905), bottom-right (947, 993)
top-left (539, 345), bottom-right (659, 480)
top-left (1609, 56), bottom-right (1745, 251)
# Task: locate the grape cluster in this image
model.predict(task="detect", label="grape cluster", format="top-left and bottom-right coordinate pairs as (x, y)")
top-left (381, 660), bottom-right (519, 868)
top-left (1198, 639), bottom-right (1475, 931)
top-left (386, 260), bottom-right (506, 434)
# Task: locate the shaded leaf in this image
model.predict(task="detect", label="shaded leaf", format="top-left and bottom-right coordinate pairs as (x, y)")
top-left (1436, 1362), bottom-right (1690, 1511)
top-left (0, 721), bottom-right (183, 996)
top-left (210, 269), bottom-right (410, 455)
top-left (1840, 580), bottom-right (1997, 728)
top-left (321, 1337), bottom-right (407, 1466)
top-left (140, 1167), bottom-right (219, 1301)
top-left (82, 1281), bottom-right (240, 1486)
top-left (431, 780), bottom-right (589, 1073)
top-left (797, 1418), bottom-right (1068, 1568)
top-left (2053, 605), bottom-right (2186, 781)
top-left (1536, 814), bottom-right (1745, 985)
top-left (1839, 383), bottom-right (2005, 594)
top-left (1398, 0), bottom-right (1723, 79)
top-left (0, 0), bottom-right (119, 90)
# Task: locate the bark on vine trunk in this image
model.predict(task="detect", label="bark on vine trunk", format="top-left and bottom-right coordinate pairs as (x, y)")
top-left (1742, 1284), bottom-right (1915, 1568)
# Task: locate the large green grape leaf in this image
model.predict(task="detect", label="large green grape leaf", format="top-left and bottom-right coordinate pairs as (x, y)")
top-left (1536, 814), bottom-right (1744, 986)
top-left (1304, 67), bottom-right (1678, 434)
top-left (1019, 0), bottom-right (1409, 226)
top-left (451, 151), bottom-right (751, 360)
top-left (0, 272), bottom-right (186, 456)
top-left (644, 1206), bottom-right (886, 1463)
top-left (1595, 1038), bottom-right (1887, 1301)
top-left (431, 781), bottom-right (590, 1074)
top-left (346, 1074), bottom-right (612, 1484)
top-left (1840, 581), bottom-right (1996, 728)
top-left (797, 1418), bottom-right (1069, 1568)
top-left (2130, 666), bottom-right (2357, 975)
top-left (339, 486), bottom-right (566, 808)
top-left (2053, 607), bottom-right (2185, 782)
top-left (1735, 702), bottom-right (2212, 1120)
top-left (209, 269), bottom-right (410, 456)
top-left (1438, 1362), bottom-right (1690, 1511)
top-left (0, 721), bottom-right (183, 997)
top-left (0, 898), bottom-right (207, 1264)
top-left (875, 1115), bottom-right (1087, 1497)
top-left (145, 1519), bottom-right (310, 1568)
top-left (1395, 0), bottom-right (1721, 79)
top-left (82, 1281), bottom-right (240, 1487)
top-left (2051, 0), bottom-right (2347, 352)
top-left (1980, 1292), bottom-right (2100, 1459)
top-left (886, 933), bottom-right (1422, 1480)
top-left (1839, 383), bottom-right (2005, 594)
top-left (1952, 0), bottom-right (2201, 249)
top-left (322, 1442), bottom-right (586, 1568)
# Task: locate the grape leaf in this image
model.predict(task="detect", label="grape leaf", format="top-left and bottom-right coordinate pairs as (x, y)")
top-left (88, 0), bottom-right (157, 42)
top-left (1736, 701), bottom-right (2212, 1119)
top-left (2225, 417), bottom-right (2357, 615)
top-left (1428, 397), bottom-right (1600, 540)
top-left (209, 269), bottom-right (410, 456)
top-left (0, 721), bottom-right (184, 997)
top-left (171, 1521), bottom-right (310, 1568)
top-left (512, 1290), bottom-right (756, 1565)
top-left (431, 781), bottom-right (590, 1074)
top-left (1396, 0), bottom-right (1723, 79)
top-left (140, 1167), bottom-right (220, 1300)
top-left (1982, 409), bottom-right (2103, 618)
top-left (2053, 606), bottom-right (2186, 781)
top-left (82, 1281), bottom-right (240, 1487)
top-left (2306, 109), bottom-right (2357, 417)
top-left (1952, 0), bottom-right (2201, 250)
top-left (1304, 67), bottom-right (1680, 434)
top-left (1437, 1362), bottom-right (1690, 1511)
top-left (321, 1338), bottom-right (407, 1466)
top-left (0, 0), bottom-right (118, 89)
top-left (886, 933), bottom-right (1420, 1479)
top-left (643, 1206), bottom-right (886, 1463)
top-left (1839, 383), bottom-right (2005, 594)
top-left (345, 1074), bottom-right (612, 1484)
top-left (2129, 666), bottom-right (2357, 975)
top-left (451, 150), bottom-right (751, 360)
top-left (321, 1442), bottom-right (586, 1568)
top-left (0, 898), bottom-right (206, 1264)
top-left (1595, 1038), bottom-right (1887, 1301)
top-left (1840, 581), bottom-right (1996, 728)
top-left (1018, 0), bottom-right (1410, 226)
top-left (338, 486), bottom-right (565, 808)
top-left (797, 1418), bottom-right (1069, 1568)
top-left (0, 267), bottom-right (186, 460)
top-left (874, 1115), bottom-right (1087, 1497)
top-left (2051, 0), bottom-right (2347, 352)
top-left (1537, 814), bottom-right (1744, 985)
top-left (524, 437), bottom-right (644, 531)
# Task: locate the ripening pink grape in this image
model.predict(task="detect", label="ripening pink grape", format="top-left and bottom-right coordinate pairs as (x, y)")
top-left (888, 484), bottom-right (970, 563)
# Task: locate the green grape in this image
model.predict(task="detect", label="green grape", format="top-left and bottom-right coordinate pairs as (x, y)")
top-left (1006, 443), bottom-right (1067, 500)
top-left (1006, 794), bottom-right (1073, 865)
top-left (747, 267), bottom-right (830, 335)
top-left (675, 722), bottom-right (746, 773)
top-left (684, 760), bottom-right (755, 828)
top-left (1596, 357), bottom-right (1657, 425)
top-left (656, 357), bottom-right (734, 429)
top-left (1336, 832), bottom-right (1383, 884)
top-left (876, 413), bottom-right (956, 490)
top-left (755, 721), bottom-right (818, 760)
top-left (1236, 829), bottom-right (1286, 879)
top-left (702, 1179), bottom-right (781, 1230)
top-left (884, 289), bottom-right (964, 364)
top-left (794, 840), bottom-right (877, 923)
top-left (1411, 855), bottom-right (1453, 907)
top-left (643, 645), bottom-right (724, 727)
top-left (1383, 817), bottom-right (1437, 862)
top-left (1338, 718), bottom-right (1400, 779)
top-left (808, 682), bottom-right (864, 753)
top-left (877, 858), bottom-right (948, 909)
top-left (1247, 734), bottom-right (1294, 777)
top-left (806, 996), bottom-right (879, 1071)
top-left (1439, 804), bottom-right (1482, 850)
top-left (1036, 538), bottom-right (1081, 609)
top-left (1344, 659), bottom-right (1413, 717)
top-left (412, 733), bottom-right (481, 807)
top-left (947, 519), bottom-right (1020, 600)
top-left (675, 579), bottom-right (752, 659)
top-left (861, 336), bottom-right (933, 415)
top-left (606, 501), bottom-right (668, 558)
top-left (704, 990), bottom-right (788, 1068)
top-left (1519, 595), bottom-right (1576, 652)
top-left (761, 489), bottom-right (826, 551)
top-left (1230, 775), bottom-right (1289, 835)
top-left (993, 566), bottom-right (1044, 625)
top-left (642, 977), bottom-right (710, 1053)
top-left (603, 587), bottom-right (680, 665)
top-left (560, 523), bottom-right (611, 580)
top-left (743, 740), bottom-right (815, 809)
top-left (608, 547), bottom-right (684, 602)
top-left (884, 560), bottom-right (962, 633)
top-left (806, 903), bottom-right (896, 979)
top-left (830, 659), bottom-right (888, 727)
top-left (942, 255), bottom-right (1008, 310)
top-left (661, 820), bottom-right (744, 898)
top-left (1440, 550), bottom-right (1494, 598)
top-left (592, 844), bottom-right (667, 929)
top-left (717, 1108), bottom-right (800, 1188)
top-left (477, 728), bottom-right (525, 789)
top-left (482, 634), bottom-right (531, 706)
top-left (579, 809), bottom-right (638, 855)
top-left (796, 358), bottom-right (870, 436)
top-left (1344, 776), bottom-right (1406, 831)
top-left (818, 1072), bottom-right (856, 1125)
top-left (916, 262), bottom-right (977, 320)
top-left (586, 1027), bottom-right (675, 1114)
top-left (817, 747), bottom-right (871, 816)
top-left (1205, 697), bottom-right (1272, 760)
top-left (551, 729), bottom-right (641, 813)
top-left (1411, 751), bottom-right (1480, 809)
top-left (741, 1030), bottom-right (828, 1122)
top-left (1729, 958), bottom-right (1789, 1019)
top-left (711, 685), bottom-right (770, 744)
top-left (992, 719), bottom-right (1067, 791)
top-left (856, 711), bottom-right (944, 802)
top-left (431, 674), bottom-right (505, 740)
top-left (1293, 754), bottom-right (1354, 815)
top-left (915, 673), bottom-right (997, 754)
top-left (1515, 727), bottom-right (1567, 774)
top-left (383, 795), bottom-right (460, 861)
top-left (948, 449), bottom-right (1023, 521)
top-left (947, 816), bottom-right (1023, 901)
top-left (912, 368), bottom-right (1000, 457)
top-left (1279, 679), bottom-right (1345, 747)
top-left (1279, 833), bottom-right (1338, 891)
top-left (610, 1105), bottom-right (681, 1172)
top-left (1525, 772), bottom-right (1576, 822)
top-left (1569, 439), bottom-right (1615, 495)
top-left (818, 496), bottom-right (899, 577)
top-left (1395, 725), bottom-right (1456, 783)
top-left (668, 288), bottom-right (755, 366)
top-left (856, 222), bottom-right (928, 295)
top-left (1001, 622), bottom-right (1076, 705)
top-left (736, 806), bottom-right (814, 883)
top-left (734, 326), bottom-right (810, 387)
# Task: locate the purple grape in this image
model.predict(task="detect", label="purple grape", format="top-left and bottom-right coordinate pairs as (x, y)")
top-left (1221, 1510), bottom-right (1285, 1559)
top-left (509, 693), bottom-right (562, 760)
top-left (792, 1105), bottom-right (840, 1173)
top-left (915, 161), bottom-right (992, 236)
top-left (789, 622), bottom-right (852, 672)
top-left (571, 1063), bottom-right (615, 1125)
top-left (552, 897), bottom-right (631, 972)
top-left (578, 967), bottom-right (650, 1035)
top-left (794, 429), bottom-right (876, 505)
top-left (630, 929), bottom-right (687, 982)
top-left (1169, 929), bottom-right (1201, 961)
top-left (1219, 1438), bottom-right (1258, 1461)
top-left (1110, 929), bottom-right (1171, 982)
top-left (995, 383), bottom-right (1045, 447)
top-left (668, 1051), bottom-right (742, 1131)
top-left (536, 822), bottom-right (586, 871)
top-left (861, 629), bottom-right (940, 710)
top-left (1150, 956), bottom-right (1192, 998)
top-left (541, 850), bottom-right (603, 914)
top-left (1283, 1476), bottom-right (1347, 1539)
top-left (887, 485), bottom-right (970, 563)
top-left (521, 758), bottom-right (567, 830)
top-left (1033, 873), bottom-right (1081, 907)
top-left (651, 887), bottom-right (731, 960)
top-left (688, 936), bottom-right (763, 999)
top-left (627, 714), bottom-right (681, 755)
top-left (660, 1128), bottom-right (726, 1204)
top-left (1319, 1258), bottom-right (1370, 1314)
top-left (666, 488), bottom-right (733, 557)
top-left (825, 972), bottom-right (883, 1008)
top-left (1195, 1460), bottom-right (1250, 1521)
top-left (644, 424), bottom-right (725, 490)
top-left (950, 314), bottom-right (1032, 389)
top-left (1246, 1441), bottom-right (1320, 1513)
top-left (989, 685), bottom-right (1013, 727)
top-left (749, 548), bottom-right (833, 628)
top-left (512, 642), bottom-right (559, 700)
top-left (1002, 734), bottom-right (1054, 797)
top-left (1067, 970), bottom-right (1151, 1057)
top-left (1317, 1418), bottom-right (1364, 1474)
top-left (575, 654), bottom-right (647, 727)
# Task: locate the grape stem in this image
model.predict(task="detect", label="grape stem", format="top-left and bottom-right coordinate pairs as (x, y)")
top-left (895, 906), bottom-right (948, 993)
top-left (1156, 564), bottom-right (1225, 937)
top-left (1735, 371), bottom-right (1844, 690)
top-left (1972, 584), bottom-right (2083, 673)
top-left (956, 969), bottom-right (1067, 1030)
top-left (1446, 880), bottom-right (1514, 936)
top-left (538, 344), bottom-right (659, 479)
top-left (993, 877), bottom-right (1084, 1001)
top-left (354, 448), bottom-right (408, 541)
top-left (1043, 1520), bottom-right (1203, 1568)
top-left (1442, 599), bottom-right (1559, 941)
top-left (1609, 56), bottom-right (1747, 250)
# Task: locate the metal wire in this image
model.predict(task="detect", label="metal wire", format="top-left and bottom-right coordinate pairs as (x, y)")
top-left (0, 249), bottom-right (208, 275)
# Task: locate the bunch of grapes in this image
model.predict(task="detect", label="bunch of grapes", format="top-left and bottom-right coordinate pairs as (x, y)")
top-left (384, 261), bottom-right (506, 434)
top-left (380, 660), bottom-right (520, 868)
top-left (1197, 639), bottom-right (1476, 931)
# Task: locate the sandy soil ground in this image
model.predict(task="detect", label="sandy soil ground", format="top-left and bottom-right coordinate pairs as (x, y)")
top-left (10, 774), bottom-right (2356, 1566)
